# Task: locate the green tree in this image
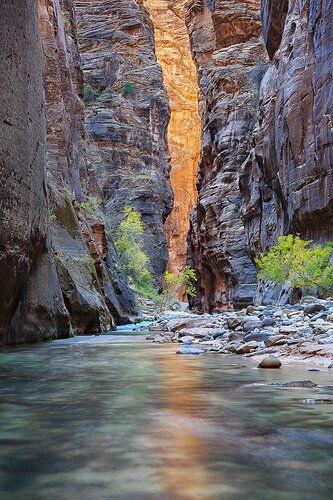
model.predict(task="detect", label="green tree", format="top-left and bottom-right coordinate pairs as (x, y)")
top-left (114, 208), bottom-right (150, 278)
top-left (83, 85), bottom-right (101, 103)
top-left (255, 235), bottom-right (333, 296)
top-left (162, 266), bottom-right (197, 306)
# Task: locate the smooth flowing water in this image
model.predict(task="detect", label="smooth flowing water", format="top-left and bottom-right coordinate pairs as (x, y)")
top-left (1, 328), bottom-right (333, 500)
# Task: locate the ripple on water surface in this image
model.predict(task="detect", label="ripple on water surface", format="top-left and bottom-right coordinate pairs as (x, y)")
top-left (0, 334), bottom-right (333, 499)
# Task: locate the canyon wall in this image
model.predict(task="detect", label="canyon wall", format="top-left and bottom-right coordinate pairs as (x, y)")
top-left (143, 0), bottom-right (201, 299)
top-left (39, 0), bottom-right (138, 331)
top-left (0, 0), bottom-right (70, 344)
top-left (74, 0), bottom-right (174, 285)
top-left (185, 0), bottom-right (264, 311)
top-left (0, 0), bottom-right (139, 345)
top-left (241, 0), bottom-right (333, 303)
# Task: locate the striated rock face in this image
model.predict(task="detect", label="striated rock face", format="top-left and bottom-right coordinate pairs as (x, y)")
top-left (74, 0), bottom-right (174, 285)
top-left (0, 0), bottom-right (70, 345)
top-left (241, 0), bottom-right (333, 304)
top-left (185, 0), bottom-right (264, 311)
top-left (39, 0), bottom-right (139, 332)
top-left (143, 0), bottom-right (201, 299)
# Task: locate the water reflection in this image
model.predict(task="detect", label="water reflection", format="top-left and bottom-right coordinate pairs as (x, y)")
top-left (0, 334), bottom-right (332, 499)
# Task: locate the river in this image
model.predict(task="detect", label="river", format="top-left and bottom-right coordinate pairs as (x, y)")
top-left (0, 326), bottom-right (333, 499)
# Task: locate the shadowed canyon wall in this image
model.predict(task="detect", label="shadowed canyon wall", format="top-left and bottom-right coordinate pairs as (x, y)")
top-left (0, 0), bottom-right (70, 344)
top-left (241, 0), bottom-right (333, 304)
top-left (39, 0), bottom-right (138, 331)
top-left (0, 0), bottom-right (138, 345)
top-left (74, 0), bottom-right (174, 285)
top-left (143, 0), bottom-right (201, 300)
top-left (185, 0), bottom-right (264, 311)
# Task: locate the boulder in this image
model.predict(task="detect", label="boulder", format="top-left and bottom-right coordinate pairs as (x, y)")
top-left (265, 335), bottom-right (287, 347)
top-left (279, 325), bottom-right (297, 334)
top-left (153, 334), bottom-right (172, 343)
top-left (258, 355), bottom-right (282, 369)
top-left (179, 335), bottom-right (195, 344)
top-left (227, 317), bottom-right (241, 330)
top-left (260, 317), bottom-right (276, 327)
top-left (304, 303), bottom-right (327, 315)
top-left (244, 332), bottom-right (271, 343)
top-left (176, 345), bottom-right (203, 355)
top-left (167, 317), bottom-right (216, 332)
top-left (178, 327), bottom-right (217, 338)
top-left (235, 341), bottom-right (260, 354)
top-left (301, 296), bottom-right (318, 304)
top-left (243, 320), bottom-right (261, 333)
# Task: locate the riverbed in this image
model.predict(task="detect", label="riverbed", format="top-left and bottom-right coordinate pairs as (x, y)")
top-left (0, 329), bottom-right (333, 499)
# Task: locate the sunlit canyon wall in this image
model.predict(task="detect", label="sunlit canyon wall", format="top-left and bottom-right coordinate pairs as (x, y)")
top-left (143, 0), bottom-right (201, 300)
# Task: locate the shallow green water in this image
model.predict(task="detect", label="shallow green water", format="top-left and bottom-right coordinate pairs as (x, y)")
top-left (0, 333), bottom-right (333, 499)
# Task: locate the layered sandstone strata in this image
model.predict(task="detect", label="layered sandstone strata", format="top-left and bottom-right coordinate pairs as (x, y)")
top-left (0, 0), bottom-right (70, 344)
top-left (143, 0), bottom-right (201, 299)
top-left (39, 0), bottom-right (138, 332)
top-left (241, 0), bottom-right (333, 303)
top-left (74, 0), bottom-right (174, 285)
top-left (185, 0), bottom-right (264, 311)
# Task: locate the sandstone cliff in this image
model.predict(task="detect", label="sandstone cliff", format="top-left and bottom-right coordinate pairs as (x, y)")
top-left (0, 0), bottom-right (70, 344)
top-left (241, 0), bottom-right (333, 303)
top-left (74, 0), bottom-right (174, 285)
top-left (143, 0), bottom-right (201, 299)
top-left (185, 0), bottom-right (264, 311)
top-left (39, 0), bottom-right (139, 332)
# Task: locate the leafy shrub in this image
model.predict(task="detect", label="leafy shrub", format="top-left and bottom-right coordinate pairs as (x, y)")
top-left (50, 208), bottom-right (57, 222)
top-left (79, 196), bottom-right (101, 214)
top-left (255, 235), bottom-right (333, 296)
top-left (84, 85), bottom-right (101, 103)
top-left (122, 81), bottom-right (135, 96)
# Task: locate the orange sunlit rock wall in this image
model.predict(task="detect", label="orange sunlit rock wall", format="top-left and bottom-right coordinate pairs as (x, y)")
top-left (143, 0), bottom-right (201, 300)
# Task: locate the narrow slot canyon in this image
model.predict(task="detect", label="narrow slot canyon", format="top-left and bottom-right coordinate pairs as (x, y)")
top-left (143, 0), bottom-right (201, 301)
top-left (2, 2), bottom-right (333, 498)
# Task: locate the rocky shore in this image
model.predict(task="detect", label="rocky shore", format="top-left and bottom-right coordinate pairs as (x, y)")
top-left (145, 297), bottom-right (333, 368)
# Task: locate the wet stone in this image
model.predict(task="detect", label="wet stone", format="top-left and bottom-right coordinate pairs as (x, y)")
top-left (258, 355), bottom-right (282, 369)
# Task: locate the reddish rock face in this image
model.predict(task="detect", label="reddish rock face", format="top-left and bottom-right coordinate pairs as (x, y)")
top-left (0, 0), bottom-right (70, 344)
top-left (241, 0), bottom-right (333, 303)
top-left (39, 0), bottom-right (139, 332)
top-left (142, 0), bottom-right (201, 300)
top-left (74, 0), bottom-right (174, 285)
top-left (185, 0), bottom-right (264, 311)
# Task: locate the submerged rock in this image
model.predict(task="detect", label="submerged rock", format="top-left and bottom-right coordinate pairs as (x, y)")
top-left (281, 381), bottom-right (317, 388)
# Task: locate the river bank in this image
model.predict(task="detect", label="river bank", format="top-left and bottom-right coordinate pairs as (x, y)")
top-left (145, 297), bottom-right (333, 368)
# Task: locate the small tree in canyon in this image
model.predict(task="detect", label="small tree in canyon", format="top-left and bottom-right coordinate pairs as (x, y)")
top-left (114, 208), bottom-right (150, 281)
top-left (255, 235), bottom-right (333, 297)
top-left (162, 266), bottom-right (197, 307)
